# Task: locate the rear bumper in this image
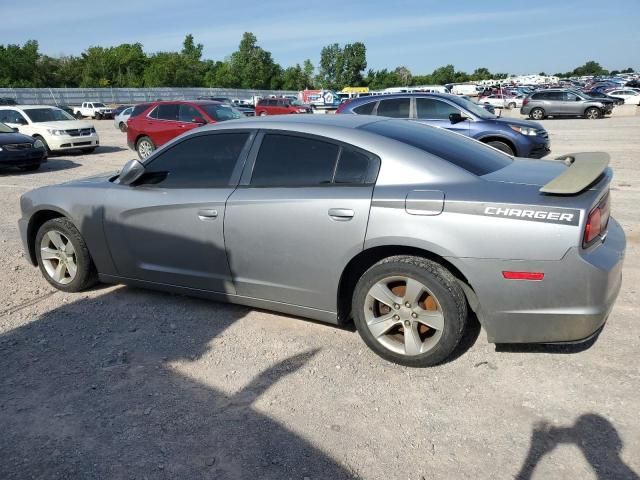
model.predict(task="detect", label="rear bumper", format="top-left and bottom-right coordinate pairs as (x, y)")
top-left (449, 218), bottom-right (625, 343)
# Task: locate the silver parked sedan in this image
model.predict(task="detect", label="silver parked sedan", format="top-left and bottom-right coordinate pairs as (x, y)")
top-left (18, 115), bottom-right (625, 367)
top-left (113, 106), bottom-right (133, 132)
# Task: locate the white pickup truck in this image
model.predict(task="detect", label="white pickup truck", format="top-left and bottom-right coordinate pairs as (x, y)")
top-left (72, 102), bottom-right (113, 119)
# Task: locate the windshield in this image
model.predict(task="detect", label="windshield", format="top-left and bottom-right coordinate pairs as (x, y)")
top-left (23, 108), bottom-right (75, 122)
top-left (200, 104), bottom-right (244, 121)
top-left (291, 100), bottom-right (303, 106)
top-left (362, 119), bottom-right (512, 176)
top-left (448, 95), bottom-right (496, 119)
top-left (93, 103), bottom-right (106, 108)
top-left (0, 122), bottom-right (14, 133)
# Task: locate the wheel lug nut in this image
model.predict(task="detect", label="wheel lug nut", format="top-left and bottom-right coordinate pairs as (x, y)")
top-left (411, 312), bottom-right (418, 318)
top-left (404, 320), bottom-right (411, 327)
top-left (394, 304), bottom-right (400, 310)
top-left (393, 315), bottom-right (400, 320)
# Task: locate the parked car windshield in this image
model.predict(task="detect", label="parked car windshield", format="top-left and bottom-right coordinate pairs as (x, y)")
top-left (362, 119), bottom-right (512, 176)
top-left (200, 104), bottom-right (244, 121)
top-left (447, 96), bottom-right (496, 119)
top-left (291, 100), bottom-right (304, 106)
top-left (0, 122), bottom-right (14, 133)
top-left (23, 108), bottom-right (75, 122)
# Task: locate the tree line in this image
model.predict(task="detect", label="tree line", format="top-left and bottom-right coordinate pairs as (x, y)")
top-left (0, 33), bottom-right (633, 91)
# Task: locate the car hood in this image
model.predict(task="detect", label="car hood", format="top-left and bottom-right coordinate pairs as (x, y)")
top-left (489, 117), bottom-right (545, 131)
top-left (33, 120), bottom-right (94, 130)
top-left (0, 131), bottom-right (34, 146)
top-left (483, 158), bottom-right (566, 187)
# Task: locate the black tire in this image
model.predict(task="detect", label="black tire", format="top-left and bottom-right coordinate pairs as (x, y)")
top-left (35, 218), bottom-right (97, 293)
top-left (584, 107), bottom-right (601, 120)
top-left (486, 140), bottom-right (515, 156)
top-left (95, 113), bottom-right (102, 120)
top-left (507, 102), bottom-right (516, 109)
top-left (352, 255), bottom-right (467, 367)
top-left (119, 122), bottom-right (127, 132)
top-left (18, 164), bottom-right (41, 171)
top-left (529, 108), bottom-right (545, 120)
top-left (82, 147), bottom-right (97, 154)
top-left (75, 112), bottom-right (83, 119)
top-left (136, 136), bottom-right (156, 160)
top-left (33, 135), bottom-right (51, 154)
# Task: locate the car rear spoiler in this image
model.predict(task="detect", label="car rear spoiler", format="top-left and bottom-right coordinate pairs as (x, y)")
top-left (539, 152), bottom-right (610, 195)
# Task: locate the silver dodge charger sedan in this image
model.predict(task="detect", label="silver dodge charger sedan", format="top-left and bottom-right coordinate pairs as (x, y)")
top-left (18, 115), bottom-right (625, 367)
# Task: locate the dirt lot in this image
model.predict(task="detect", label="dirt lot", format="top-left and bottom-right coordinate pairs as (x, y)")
top-left (1, 115), bottom-right (638, 480)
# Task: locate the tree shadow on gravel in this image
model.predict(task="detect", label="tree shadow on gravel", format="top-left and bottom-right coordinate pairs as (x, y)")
top-left (515, 414), bottom-right (639, 479)
top-left (0, 287), bottom-right (355, 479)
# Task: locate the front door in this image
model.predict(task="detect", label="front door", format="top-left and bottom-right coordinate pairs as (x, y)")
top-left (225, 132), bottom-right (379, 312)
top-left (104, 131), bottom-right (252, 292)
top-left (414, 97), bottom-right (470, 136)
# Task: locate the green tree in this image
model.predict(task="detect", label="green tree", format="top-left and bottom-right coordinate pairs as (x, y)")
top-left (318, 43), bottom-right (343, 89)
top-left (572, 60), bottom-right (608, 76)
top-left (471, 67), bottom-right (492, 81)
top-left (340, 42), bottom-right (367, 87)
top-left (430, 64), bottom-right (455, 84)
top-left (302, 59), bottom-right (315, 88)
top-left (228, 32), bottom-right (282, 89)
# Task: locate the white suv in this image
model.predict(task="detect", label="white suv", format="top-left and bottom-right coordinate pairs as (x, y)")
top-left (0, 105), bottom-right (100, 153)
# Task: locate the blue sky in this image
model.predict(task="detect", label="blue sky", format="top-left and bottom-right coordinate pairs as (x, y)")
top-left (1, 0), bottom-right (638, 75)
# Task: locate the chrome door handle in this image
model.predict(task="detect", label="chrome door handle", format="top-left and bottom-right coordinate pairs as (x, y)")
top-left (328, 208), bottom-right (354, 221)
top-left (197, 208), bottom-right (218, 220)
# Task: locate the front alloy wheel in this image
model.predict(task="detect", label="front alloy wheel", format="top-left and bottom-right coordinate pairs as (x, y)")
top-left (40, 230), bottom-right (78, 285)
top-left (35, 218), bottom-right (97, 292)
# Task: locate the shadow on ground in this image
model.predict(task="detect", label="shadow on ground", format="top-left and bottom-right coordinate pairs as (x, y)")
top-left (0, 287), bottom-right (354, 479)
top-left (516, 414), bottom-right (639, 479)
top-left (0, 159), bottom-right (81, 176)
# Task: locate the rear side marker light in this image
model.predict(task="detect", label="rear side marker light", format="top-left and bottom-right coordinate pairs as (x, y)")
top-left (502, 271), bottom-right (544, 281)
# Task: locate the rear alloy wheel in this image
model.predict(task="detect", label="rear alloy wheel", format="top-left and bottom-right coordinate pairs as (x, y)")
top-left (136, 136), bottom-right (155, 160)
top-left (259, 111), bottom-right (268, 116)
top-left (584, 107), bottom-right (601, 120)
top-left (35, 218), bottom-right (97, 292)
top-left (530, 108), bottom-right (545, 120)
top-left (353, 256), bottom-right (467, 367)
top-left (119, 122), bottom-right (127, 132)
top-left (486, 140), bottom-right (514, 156)
top-left (508, 102), bottom-right (516, 109)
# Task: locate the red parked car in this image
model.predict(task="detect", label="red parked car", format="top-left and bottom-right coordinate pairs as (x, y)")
top-left (126, 100), bottom-right (244, 159)
top-left (254, 97), bottom-right (312, 116)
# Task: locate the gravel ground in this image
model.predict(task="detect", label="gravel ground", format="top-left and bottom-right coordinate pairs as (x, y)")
top-left (0, 115), bottom-right (638, 480)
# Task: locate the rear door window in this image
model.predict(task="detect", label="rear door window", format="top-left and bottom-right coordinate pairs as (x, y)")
top-left (178, 104), bottom-right (202, 122)
top-left (334, 147), bottom-right (379, 184)
top-left (376, 98), bottom-right (410, 118)
top-left (154, 104), bottom-right (179, 121)
top-left (353, 101), bottom-right (376, 115)
top-left (251, 134), bottom-right (339, 186)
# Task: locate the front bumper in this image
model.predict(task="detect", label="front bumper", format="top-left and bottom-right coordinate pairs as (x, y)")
top-left (0, 149), bottom-right (47, 167)
top-left (450, 218), bottom-right (625, 343)
top-left (48, 133), bottom-right (100, 151)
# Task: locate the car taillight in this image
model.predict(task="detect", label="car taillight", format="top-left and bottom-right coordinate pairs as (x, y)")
top-left (523, 98), bottom-right (529, 106)
top-left (583, 193), bottom-right (610, 248)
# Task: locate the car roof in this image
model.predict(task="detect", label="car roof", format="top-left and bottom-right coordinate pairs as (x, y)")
top-left (149, 100), bottom-right (225, 106)
top-left (200, 113), bottom-right (383, 132)
top-left (343, 92), bottom-right (465, 108)
top-left (0, 104), bottom-right (61, 109)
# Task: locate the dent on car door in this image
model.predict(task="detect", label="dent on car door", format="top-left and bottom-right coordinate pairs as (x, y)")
top-left (225, 132), bottom-right (380, 312)
top-left (103, 131), bottom-right (253, 292)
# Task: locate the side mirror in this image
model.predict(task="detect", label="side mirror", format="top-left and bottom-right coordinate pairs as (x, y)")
top-left (117, 159), bottom-right (145, 185)
top-left (449, 112), bottom-right (465, 124)
top-left (192, 117), bottom-right (207, 125)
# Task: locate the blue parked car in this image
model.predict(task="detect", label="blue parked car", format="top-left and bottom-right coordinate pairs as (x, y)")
top-left (336, 93), bottom-right (550, 158)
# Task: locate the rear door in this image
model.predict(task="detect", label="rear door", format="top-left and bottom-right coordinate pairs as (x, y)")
top-left (104, 131), bottom-right (253, 292)
top-left (224, 132), bottom-right (379, 312)
top-left (146, 103), bottom-right (181, 146)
